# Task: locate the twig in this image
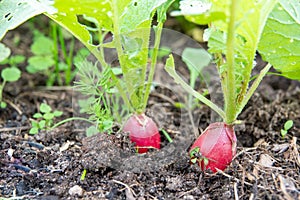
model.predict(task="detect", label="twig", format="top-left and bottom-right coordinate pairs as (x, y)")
top-left (111, 180), bottom-right (137, 197)
top-left (233, 147), bottom-right (258, 160)
top-left (215, 169), bottom-right (266, 190)
top-left (0, 126), bottom-right (30, 132)
top-left (150, 92), bottom-right (177, 106)
top-left (291, 137), bottom-right (300, 167)
top-left (16, 91), bottom-right (59, 100)
top-left (278, 175), bottom-right (295, 200)
top-left (37, 86), bottom-right (73, 91)
top-left (234, 182), bottom-right (239, 200)
top-left (178, 187), bottom-right (198, 198)
top-left (4, 99), bottom-right (22, 115)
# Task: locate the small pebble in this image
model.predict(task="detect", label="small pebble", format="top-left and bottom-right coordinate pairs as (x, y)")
top-left (7, 148), bottom-right (14, 158)
top-left (69, 185), bottom-right (84, 196)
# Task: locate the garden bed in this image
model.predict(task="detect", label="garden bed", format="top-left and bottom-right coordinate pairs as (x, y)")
top-left (1, 15), bottom-right (300, 200)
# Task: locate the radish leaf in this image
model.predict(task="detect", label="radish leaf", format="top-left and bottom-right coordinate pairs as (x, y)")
top-left (0, 43), bottom-right (10, 62)
top-left (46, 0), bottom-right (112, 48)
top-left (258, 0), bottom-right (300, 80)
top-left (120, 0), bottom-right (167, 33)
top-left (0, 0), bottom-right (56, 40)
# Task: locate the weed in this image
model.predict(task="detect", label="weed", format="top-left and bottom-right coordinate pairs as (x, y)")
top-left (29, 103), bottom-right (63, 134)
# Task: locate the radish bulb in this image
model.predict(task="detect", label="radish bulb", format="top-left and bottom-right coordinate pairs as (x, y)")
top-left (123, 114), bottom-right (161, 153)
top-left (189, 122), bottom-right (237, 172)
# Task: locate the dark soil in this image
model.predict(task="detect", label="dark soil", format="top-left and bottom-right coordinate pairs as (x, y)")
top-left (1, 18), bottom-right (300, 200)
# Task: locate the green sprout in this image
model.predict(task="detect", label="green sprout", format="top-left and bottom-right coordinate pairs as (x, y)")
top-left (280, 120), bottom-right (293, 138)
top-left (29, 103), bottom-right (63, 134)
top-left (0, 43), bottom-right (22, 108)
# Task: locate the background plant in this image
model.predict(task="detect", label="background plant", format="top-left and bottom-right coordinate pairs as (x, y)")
top-left (0, 43), bottom-right (22, 108)
top-left (26, 26), bottom-right (89, 86)
top-left (29, 102), bottom-right (63, 134)
top-left (280, 119), bottom-right (294, 138)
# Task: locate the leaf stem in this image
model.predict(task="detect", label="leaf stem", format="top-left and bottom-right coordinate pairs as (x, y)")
top-left (51, 22), bottom-right (61, 86)
top-left (0, 80), bottom-right (6, 103)
top-left (165, 56), bottom-right (226, 120)
top-left (143, 24), bottom-right (163, 110)
top-left (86, 44), bottom-right (132, 111)
top-left (51, 117), bottom-right (94, 129)
top-left (235, 63), bottom-right (272, 118)
top-left (225, 0), bottom-right (239, 124)
top-left (161, 129), bottom-right (173, 143)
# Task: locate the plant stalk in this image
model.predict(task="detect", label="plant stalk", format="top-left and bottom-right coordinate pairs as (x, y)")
top-left (166, 65), bottom-right (226, 119)
top-left (224, 0), bottom-right (239, 124)
top-left (143, 23), bottom-right (163, 110)
top-left (51, 23), bottom-right (61, 86)
top-left (0, 81), bottom-right (6, 103)
top-left (51, 117), bottom-right (94, 129)
top-left (235, 63), bottom-right (272, 118)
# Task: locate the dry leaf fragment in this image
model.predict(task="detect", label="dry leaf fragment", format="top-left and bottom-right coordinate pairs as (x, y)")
top-left (259, 154), bottom-right (275, 168)
top-left (60, 140), bottom-right (75, 152)
top-left (272, 143), bottom-right (289, 153)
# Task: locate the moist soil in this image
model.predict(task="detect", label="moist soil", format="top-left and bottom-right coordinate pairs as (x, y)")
top-left (1, 19), bottom-right (300, 200)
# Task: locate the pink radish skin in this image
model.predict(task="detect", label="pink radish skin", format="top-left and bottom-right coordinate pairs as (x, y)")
top-left (189, 122), bottom-right (237, 172)
top-left (123, 114), bottom-right (161, 153)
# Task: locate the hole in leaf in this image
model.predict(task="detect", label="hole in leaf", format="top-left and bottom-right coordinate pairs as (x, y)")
top-left (134, 2), bottom-right (137, 6)
top-left (4, 13), bottom-right (11, 18)
top-left (4, 13), bottom-right (13, 21)
top-left (77, 15), bottom-right (99, 45)
top-left (17, 2), bottom-right (23, 6)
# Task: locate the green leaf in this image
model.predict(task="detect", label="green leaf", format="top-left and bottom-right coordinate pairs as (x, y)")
top-left (0, 101), bottom-right (7, 108)
top-left (73, 48), bottom-right (90, 64)
top-left (280, 129), bottom-right (287, 137)
top-left (27, 56), bottom-right (55, 72)
top-left (31, 35), bottom-right (54, 55)
top-left (157, 0), bottom-right (176, 23)
top-left (0, 43), bottom-right (11, 62)
top-left (208, 0), bottom-right (277, 65)
top-left (31, 121), bottom-right (39, 128)
top-left (184, 12), bottom-right (226, 25)
top-left (284, 120), bottom-right (293, 130)
top-left (39, 120), bottom-right (46, 129)
top-left (46, 0), bottom-right (112, 49)
top-left (33, 113), bottom-right (43, 118)
top-left (9, 55), bottom-right (25, 65)
top-left (203, 157), bottom-right (209, 166)
top-left (121, 35), bottom-right (143, 58)
top-left (182, 47), bottom-right (212, 88)
top-left (258, 0), bottom-right (300, 80)
top-left (189, 146), bottom-right (200, 158)
top-left (149, 46), bottom-right (171, 60)
top-left (120, 0), bottom-right (167, 33)
top-left (53, 110), bottom-right (63, 117)
top-left (170, 0), bottom-right (225, 25)
top-left (86, 126), bottom-right (99, 137)
top-left (58, 62), bottom-right (68, 71)
top-left (0, 0), bottom-right (56, 40)
top-left (1, 67), bottom-right (21, 82)
top-left (43, 113), bottom-right (54, 120)
top-left (29, 127), bottom-right (39, 134)
top-left (40, 103), bottom-right (52, 113)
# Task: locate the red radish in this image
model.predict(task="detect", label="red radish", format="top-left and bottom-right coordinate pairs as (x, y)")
top-left (189, 122), bottom-right (237, 172)
top-left (123, 114), bottom-right (161, 153)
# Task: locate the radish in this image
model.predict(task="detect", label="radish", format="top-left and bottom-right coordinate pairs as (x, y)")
top-left (123, 114), bottom-right (161, 153)
top-left (189, 122), bottom-right (237, 172)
